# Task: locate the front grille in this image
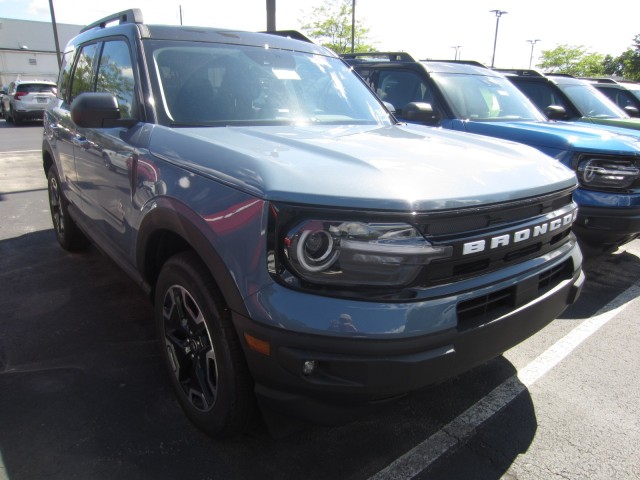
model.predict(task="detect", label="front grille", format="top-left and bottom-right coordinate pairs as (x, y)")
top-left (418, 192), bottom-right (573, 238)
top-left (414, 189), bottom-right (576, 287)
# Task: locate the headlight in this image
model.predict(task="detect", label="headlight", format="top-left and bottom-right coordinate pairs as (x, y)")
top-left (281, 219), bottom-right (452, 287)
top-left (577, 158), bottom-right (639, 189)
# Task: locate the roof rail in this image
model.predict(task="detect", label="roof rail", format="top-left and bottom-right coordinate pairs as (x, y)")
top-left (545, 73), bottom-right (574, 77)
top-left (81, 9), bottom-right (144, 33)
top-left (493, 68), bottom-right (544, 77)
top-left (341, 52), bottom-right (416, 62)
top-left (424, 60), bottom-right (488, 68)
top-left (579, 77), bottom-right (618, 84)
top-left (262, 30), bottom-right (314, 43)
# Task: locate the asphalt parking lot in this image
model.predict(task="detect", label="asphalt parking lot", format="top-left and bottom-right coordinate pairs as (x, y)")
top-left (1, 120), bottom-right (639, 480)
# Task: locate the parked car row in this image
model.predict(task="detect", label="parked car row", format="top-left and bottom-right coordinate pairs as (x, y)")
top-left (342, 52), bottom-right (640, 255)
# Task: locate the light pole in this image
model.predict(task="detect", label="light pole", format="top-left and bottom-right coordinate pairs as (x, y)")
top-left (351, 0), bottom-right (356, 53)
top-left (266, 0), bottom-right (276, 31)
top-left (490, 9), bottom-right (507, 68)
top-left (48, 0), bottom-right (61, 69)
top-left (452, 45), bottom-right (461, 61)
top-left (527, 39), bottom-right (541, 69)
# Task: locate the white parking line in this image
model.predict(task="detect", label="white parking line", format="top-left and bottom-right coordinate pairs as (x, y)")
top-left (0, 150), bottom-right (41, 154)
top-left (369, 281), bottom-right (640, 480)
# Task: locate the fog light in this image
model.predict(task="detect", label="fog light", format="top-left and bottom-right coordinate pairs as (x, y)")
top-left (302, 360), bottom-right (317, 375)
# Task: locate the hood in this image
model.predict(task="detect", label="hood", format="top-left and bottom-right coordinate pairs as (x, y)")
top-left (463, 119), bottom-right (640, 155)
top-left (149, 123), bottom-right (576, 211)
top-left (577, 117), bottom-right (640, 132)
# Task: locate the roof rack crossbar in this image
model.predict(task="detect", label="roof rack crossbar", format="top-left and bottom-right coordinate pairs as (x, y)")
top-left (80, 8), bottom-right (144, 33)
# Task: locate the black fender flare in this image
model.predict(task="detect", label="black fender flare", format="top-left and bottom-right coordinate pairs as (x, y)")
top-left (136, 200), bottom-right (249, 317)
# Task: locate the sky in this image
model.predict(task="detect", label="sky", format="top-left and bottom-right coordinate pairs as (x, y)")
top-left (1, 0), bottom-right (639, 69)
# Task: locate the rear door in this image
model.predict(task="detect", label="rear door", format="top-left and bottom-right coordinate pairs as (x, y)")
top-left (47, 44), bottom-right (99, 202)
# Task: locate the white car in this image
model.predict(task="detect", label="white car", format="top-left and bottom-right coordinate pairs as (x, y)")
top-left (2, 80), bottom-right (57, 125)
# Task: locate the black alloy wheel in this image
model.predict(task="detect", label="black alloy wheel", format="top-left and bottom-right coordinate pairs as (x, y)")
top-left (155, 251), bottom-right (254, 438)
top-left (162, 283), bottom-right (219, 412)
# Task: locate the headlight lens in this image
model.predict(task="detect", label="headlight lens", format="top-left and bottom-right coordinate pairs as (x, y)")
top-left (282, 220), bottom-right (452, 287)
top-left (577, 158), bottom-right (639, 189)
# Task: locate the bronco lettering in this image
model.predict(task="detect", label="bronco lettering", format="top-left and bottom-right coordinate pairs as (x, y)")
top-left (462, 210), bottom-right (577, 255)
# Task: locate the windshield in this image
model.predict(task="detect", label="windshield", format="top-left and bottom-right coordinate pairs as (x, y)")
top-left (556, 82), bottom-right (629, 118)
top-left (146, 40), bottom-right (391, 127)
top-left (431, 73), bottom-right (546, 122)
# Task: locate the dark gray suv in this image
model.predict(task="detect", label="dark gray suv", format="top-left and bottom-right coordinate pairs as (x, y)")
top-left (42, 10), bottom-right (583, 438)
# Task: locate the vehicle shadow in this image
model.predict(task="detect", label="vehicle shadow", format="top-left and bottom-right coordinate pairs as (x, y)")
top-left (559, 248), bottom-right (640, 320)
top-left (0, 230), bottom-right (537, 480)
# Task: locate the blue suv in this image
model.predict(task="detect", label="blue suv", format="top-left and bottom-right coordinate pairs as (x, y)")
top-left (497, 70), bottom-right (640, 132)
top-left (42, 12), bottom-right (583, 438)
top-left (345, 54), bottom-right (640, 253)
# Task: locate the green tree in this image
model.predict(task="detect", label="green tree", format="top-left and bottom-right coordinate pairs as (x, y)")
top-left (536, 44), bottom-right (605, 76)
top-left (301, 0), bottom-right (377, 54)
top-left (603, 34), bottom-right (640, 81)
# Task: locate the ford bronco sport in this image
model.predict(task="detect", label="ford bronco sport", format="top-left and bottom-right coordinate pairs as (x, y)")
top-left (43, 11), bottom-right (583, 438)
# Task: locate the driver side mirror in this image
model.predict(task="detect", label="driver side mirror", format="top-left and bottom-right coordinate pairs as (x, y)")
top-left (543, 104), bottom-right (567, 120)
top-left (624, 105), bottom-right (640, 118)
top-left (71, 92), bottom-right (137, 128)
top-left (401, 102), bottom-right (439, 124)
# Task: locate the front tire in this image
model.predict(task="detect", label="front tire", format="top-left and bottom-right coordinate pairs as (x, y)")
top-left (47, 165), bottom-right (89, 251)
top-left (155, 251), bottom-right (254, 438)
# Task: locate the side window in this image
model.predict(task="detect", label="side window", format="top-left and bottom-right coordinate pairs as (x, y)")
top-left (353, 67), bottom-right (373, 86)
top-left (96, 40), bottom-right (136, 119)
top-left (617, 91), bottom-right (635, 109)
top-left (57, 49), bottom-right (75, 101)
top-left (70, 43), bottom-right (99, 103)
top-left (377, 70), bottom-right (432, 115)
top-left (517, 81), bottom-right (567, 113)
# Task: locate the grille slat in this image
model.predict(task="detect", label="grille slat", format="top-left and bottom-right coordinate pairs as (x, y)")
top-left (457, 259), bottom-right (574, 329)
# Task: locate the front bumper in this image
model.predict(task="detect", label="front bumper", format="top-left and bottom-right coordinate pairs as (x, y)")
top-left (574, 205), bottom-right (640, 250)
top-left (233, 241), bottom-right (583, 425)
top-left (573, 188), bottom-right (640, 249)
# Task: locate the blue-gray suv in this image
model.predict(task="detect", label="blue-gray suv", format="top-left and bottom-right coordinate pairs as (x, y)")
top-left (43, 11), bottom-right (583, 438)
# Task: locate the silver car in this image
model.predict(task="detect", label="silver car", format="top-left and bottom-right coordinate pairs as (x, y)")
top-left (2, 79), bottom-right (57, 125)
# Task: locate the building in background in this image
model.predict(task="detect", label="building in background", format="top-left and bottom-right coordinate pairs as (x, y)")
top-left (0, 17), bottom-right (82, 87)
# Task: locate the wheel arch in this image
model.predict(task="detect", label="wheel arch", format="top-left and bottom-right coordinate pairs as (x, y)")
top-left (42, 144), bottom-right (54, 177)
top-left (136, 204), bottom-right (249, 318)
